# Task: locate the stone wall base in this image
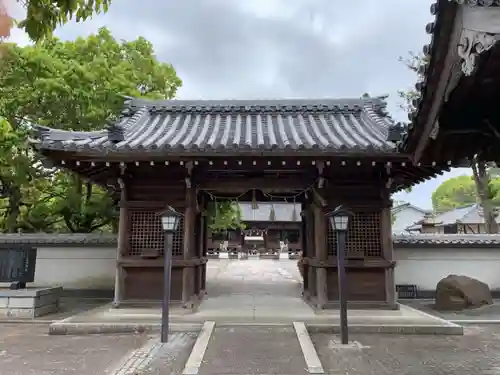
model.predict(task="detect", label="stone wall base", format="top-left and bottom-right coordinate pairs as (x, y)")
top-left (0, 287), bottom-right (62, 318)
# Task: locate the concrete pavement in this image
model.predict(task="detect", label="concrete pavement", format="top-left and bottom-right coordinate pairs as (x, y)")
top-left (313, 325), bottom-right (500, 374)
top-left (0, 323), bottom-right (148, 375)
top-left (49, 259), bottom-right (461, 335)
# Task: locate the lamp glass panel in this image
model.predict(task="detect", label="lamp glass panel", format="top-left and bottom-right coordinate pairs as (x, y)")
top-left (333, 214), bottom-right (349, 231)
top-left (161, 215), bottom-right (178, 231)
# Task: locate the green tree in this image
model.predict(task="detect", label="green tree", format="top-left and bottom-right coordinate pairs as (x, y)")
top-left (207, 201), bottom-right (246, 232)
top-left (0, 118), bottom-right (50, 232)
top-left (397, 52), bottom-right (429, 113)
top-left (431, 175), bottom-right (500, 213)
top-left (0, 27), bottom-right (182, 232)
top-left (432, 175), bottom-right (478, 213)
top-left (51, 173), bottom-right (117, 233)
top-left (1, 0), bottom-right (110, 42)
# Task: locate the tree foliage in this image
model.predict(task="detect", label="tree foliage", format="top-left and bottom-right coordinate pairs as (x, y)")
top-left (431, 175), bottom-right (500, 212)
top-left (0, 0), bottom-right (111, 42)
top-left (397, 51), bottom-right (429, 113)
top-left (0, 28), bottom-right (182, 233)
top-left (207, 201), bottom-right (246, 232)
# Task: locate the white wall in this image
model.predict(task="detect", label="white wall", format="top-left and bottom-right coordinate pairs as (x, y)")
top-left (392, 207), bottom-right (426, 234)
top-left (2, 243), bottom-right (500, 293)
top-left (0, 246), bottom-right (116, 290)
top-left (394, 246), bottom-right (500, 290)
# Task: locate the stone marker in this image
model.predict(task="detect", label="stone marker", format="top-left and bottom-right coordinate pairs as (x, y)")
top-left (435, 274), bottom-right (493, 311)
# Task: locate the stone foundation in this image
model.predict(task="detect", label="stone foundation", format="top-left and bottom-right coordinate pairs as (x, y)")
top-left (0, 287), bottom-right (62, 318)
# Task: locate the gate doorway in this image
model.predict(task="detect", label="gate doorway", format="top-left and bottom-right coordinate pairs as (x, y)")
top-left (199, 197), bottom-right (314, 316)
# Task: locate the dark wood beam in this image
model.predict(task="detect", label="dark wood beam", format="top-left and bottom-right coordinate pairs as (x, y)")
top-left (197, 176), bottom-right (314, 192)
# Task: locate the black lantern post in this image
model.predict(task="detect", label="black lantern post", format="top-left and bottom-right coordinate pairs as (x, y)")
top-left (325, 205), bottom-right (352, 345)
top-left (160, 206), bottom-right (183, 343)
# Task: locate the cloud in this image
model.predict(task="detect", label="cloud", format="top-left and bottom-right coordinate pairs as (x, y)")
top-left (9, 0), bottom-right (448, 206)
top-left (52, 0), bottom-right (435, 118)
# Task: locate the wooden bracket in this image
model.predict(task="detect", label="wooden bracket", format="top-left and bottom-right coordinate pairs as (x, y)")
top-left (312, 187), bottom-right (327, 207)
top-left (316, 160), bottom-right (325, 189)
top-left (185, 161), bottom-right (193, 188)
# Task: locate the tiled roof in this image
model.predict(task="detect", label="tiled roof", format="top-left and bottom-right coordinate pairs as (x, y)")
top-left (0, 233), bottom-right (116, 246)
top-left (391, 202), bottom-right (430, 215)
top-left (400, 0), bottom-right (498, 152)
top-left (393, 234), bottom-right (500, 246)
top-left (0, 233), bottom-right (499, 246)
top-left (433, 204), bottom-right (500, 225)
top-left (32, 97), bottom-right (398, 155)
top-left (238, 203), bottom-right (301, 222)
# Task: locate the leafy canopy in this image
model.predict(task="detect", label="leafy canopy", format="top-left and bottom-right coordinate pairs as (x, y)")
top-left (0, 27), bottom-right (182, 233)
top-left (0, 27), bottom-right (182, 130)
top-left (0, 0), bottom-right (111, 42)
top-left (432, 175), bottom-right (500, 213)
top-left (207, 201), bottom-right (246, 232)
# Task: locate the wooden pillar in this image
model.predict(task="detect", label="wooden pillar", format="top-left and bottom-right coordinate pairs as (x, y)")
top-left (112, 177), bottom-right (128, 308)
top-left (300, 207), bottom-right (308, 295)
top-left (304, 203), bottom-right (315, 300)
top-left (381, 197), bottom-right (397, 308)
top-left (198, 210), bottom-right (206, 295)
top-left (313, 203), bottom-right (328, 309)
top-left (182, 181), bottom-right (197, 308)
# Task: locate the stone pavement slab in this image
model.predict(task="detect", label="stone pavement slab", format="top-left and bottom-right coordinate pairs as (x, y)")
top-left (129, 333), bottom-right (197, 375)
top-left (0, 323), bottom-right (148, 375)
top-left (49, 260), bottom-right (461, 335)
top-left (198, 326), bottom-right (308, 375)
top-left (403, 299), bottom-right (500, 322)
top-left (312, 325), bottom-right (500, 375)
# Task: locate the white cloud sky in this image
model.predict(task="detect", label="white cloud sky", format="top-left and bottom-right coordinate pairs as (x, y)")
top-left (7, 0), bottom-right (456, 209)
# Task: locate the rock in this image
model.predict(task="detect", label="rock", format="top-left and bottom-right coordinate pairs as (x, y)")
top-left (435, 274), bottom-right (493, 311)
top-left (297, 251), bottom-right (304, 279)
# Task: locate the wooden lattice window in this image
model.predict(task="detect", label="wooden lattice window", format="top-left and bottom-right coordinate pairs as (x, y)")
top-left (128, 210), bottom-right (184, 257)
top-left (327, 211), bottom-right (381, 257)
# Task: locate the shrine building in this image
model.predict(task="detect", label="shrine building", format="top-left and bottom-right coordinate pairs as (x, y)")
top-left (32, 96), bottom-right (452, 310)
top-left (207, 202), bottom-right (303, 255)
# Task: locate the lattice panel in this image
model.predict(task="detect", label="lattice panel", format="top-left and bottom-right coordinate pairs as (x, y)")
top-left (128, 210), bottom-right (184, 257)
top-left (327, 211), bottom-right (382, 257)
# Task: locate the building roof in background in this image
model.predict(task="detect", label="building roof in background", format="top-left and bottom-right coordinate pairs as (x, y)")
top-left (238, 202), bottom-right (301, 222)
top-left (434, 204), bottom-right (499, 226)
top-left (391, 202), bottom-right (430, 215)
top-left (32, 97), bottom-right (400, 155)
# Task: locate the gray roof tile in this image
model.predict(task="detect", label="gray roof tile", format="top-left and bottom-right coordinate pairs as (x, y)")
top-left (0, 233), bottom-right (499, 247)
top-left (393, 233), bottom-right (500, 246)
top-left (33, 97), bottom-right (398, 154)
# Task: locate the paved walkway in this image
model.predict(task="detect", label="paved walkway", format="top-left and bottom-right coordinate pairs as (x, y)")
top-left (312, 325), bottom-right (500, 374)
top-left (0, 323), bottom-right (148, 375)
top-left (49, 259), bottom-right (460, 334)
top-left (198, 326), bottom-right (308, 375)
top-left (197, 259), bottom-right (316, 322)
top-left (403, 299), bottom-right (500, 322)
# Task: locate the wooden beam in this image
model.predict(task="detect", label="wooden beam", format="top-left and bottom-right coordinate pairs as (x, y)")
top-left (197, 176), bottom-right (314, 192)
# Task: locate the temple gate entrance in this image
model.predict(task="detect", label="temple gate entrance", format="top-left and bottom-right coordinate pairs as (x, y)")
top-left (202, 199), bottom-right (307, 315)
top-left (32, 96), bottom-right (448, 312)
